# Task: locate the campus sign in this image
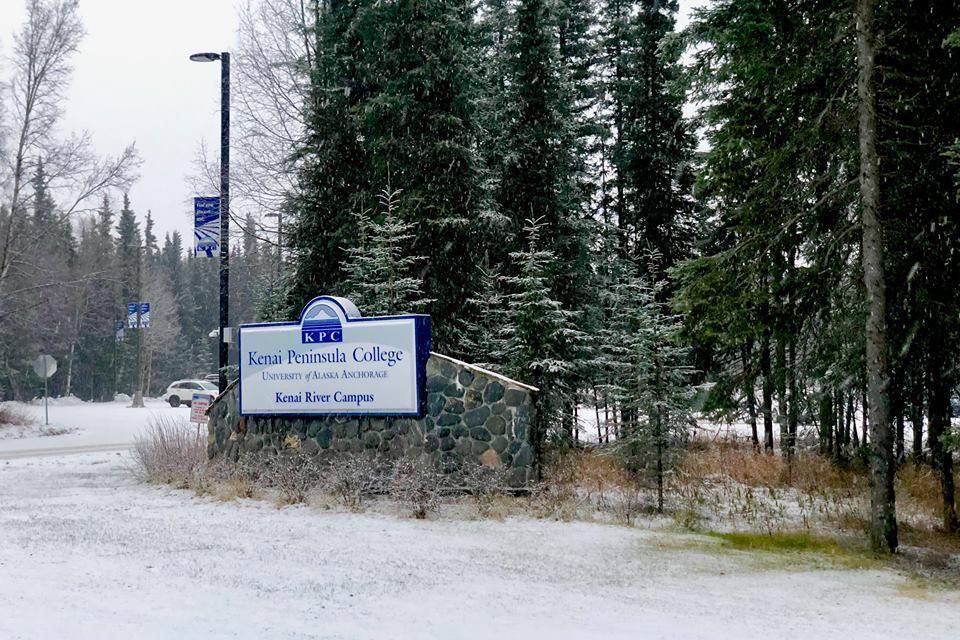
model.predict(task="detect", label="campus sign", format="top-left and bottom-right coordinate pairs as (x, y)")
top-left (238, 296), bottom-right (431, 417)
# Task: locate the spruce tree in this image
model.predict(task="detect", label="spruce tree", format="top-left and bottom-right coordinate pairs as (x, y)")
top-left (288, 0), bottom-right (370, 313)
top-left (613, 263), bottom-right (693, 512)
top-left (601, 0), bottom-right (693, 272)
top-left (497, 0), bottom-right (591, 424)
top-left (496, 218), bottom-right (584, 445)
top-left (290, 0), bottom-right (487, 356)
top-left (341, 188), bottom-right (431, 317)
top-left (115, 194), bottom-right (142, 395)
top-left (459, 263), bottom-right (508, 369)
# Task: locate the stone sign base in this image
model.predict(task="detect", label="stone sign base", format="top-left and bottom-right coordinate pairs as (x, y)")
top-left (207, 353), bottom-right (538, 484)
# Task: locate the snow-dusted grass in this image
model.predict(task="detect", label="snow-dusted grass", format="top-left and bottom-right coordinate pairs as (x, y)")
top-left (0, 403), bottom-right (74, 439)
top-left (1, 451), bottom-right (959, 639)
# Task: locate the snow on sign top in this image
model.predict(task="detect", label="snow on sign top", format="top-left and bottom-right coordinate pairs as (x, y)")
top-left (238, 296), bottom-right (431, 417)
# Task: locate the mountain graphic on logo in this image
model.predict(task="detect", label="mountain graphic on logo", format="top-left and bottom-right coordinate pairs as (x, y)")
top-left (301, 302), bottom-right (343, 343)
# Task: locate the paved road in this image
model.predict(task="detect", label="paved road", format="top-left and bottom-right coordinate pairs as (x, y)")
top-left (0, 442), bottom-right (134, 460)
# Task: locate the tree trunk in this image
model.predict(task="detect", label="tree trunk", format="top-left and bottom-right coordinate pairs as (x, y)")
top-left (861, 389), bottom-right (869, 445)
top-left (776, 337), bottom-right (788, 454)
top-left (760, 328), bottom-right (775, 453)
top-left (787, 338), bottom-right (798, 460)
top-left (819, 391), bottom-right (834, 456)
top-left (891, 368), bottom-right (904, 462)
top-left (593, 386), bottom-right (603, 443)
top-left (655, 411), bottom-right (664, 513)
top-left (834, 389), bottom-right (844, 457)
top-left (845, 392), bottom-right (854, 452)
top-left (742, 341), bottom-right (759, 450)
top-left (851, 394), bottom-right (861, 449)
top-left (856, 0), bottom-right (897, 552)
top-left (927, 346), bottom-right (958, 533)
top-left (909, 378), bottom-right (924, 462)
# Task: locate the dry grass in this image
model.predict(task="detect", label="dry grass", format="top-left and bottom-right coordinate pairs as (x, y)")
top-left (680, 440), bottom-right (860, 493)
top-left (130, 424), bottom-right (959, 575)
top-left (131, 416), bottom-right (207, 488)
top-left (0, 404), bottom-right (34, 427)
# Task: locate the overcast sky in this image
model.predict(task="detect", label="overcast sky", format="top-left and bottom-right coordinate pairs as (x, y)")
top-left (1, 0), bottom-right (239, 242)
top-left (1, 0), bottom-right (705, 244)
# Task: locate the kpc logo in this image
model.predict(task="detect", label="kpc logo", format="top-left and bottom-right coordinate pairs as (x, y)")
top-left (300, 301), bottom-right (344, 344)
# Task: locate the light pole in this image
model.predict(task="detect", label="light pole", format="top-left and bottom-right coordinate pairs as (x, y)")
top-left (190, 51), bottom-right (230, 393)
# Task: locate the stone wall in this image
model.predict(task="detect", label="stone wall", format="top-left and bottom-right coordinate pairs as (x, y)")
top-left (207, 353), bottom-right (538, 484)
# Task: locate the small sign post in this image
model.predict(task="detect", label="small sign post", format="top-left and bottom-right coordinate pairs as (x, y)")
top-left (191, 392), bottom-right (212, 426)
top-left (31, 355), bottom-right (57, 426)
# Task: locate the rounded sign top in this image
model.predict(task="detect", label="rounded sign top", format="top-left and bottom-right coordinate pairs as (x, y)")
top-left (32, 354), bottom-right (57, 379)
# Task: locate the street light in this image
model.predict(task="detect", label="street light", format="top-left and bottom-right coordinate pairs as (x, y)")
top-left (191, 50), bottom-right (231, 393)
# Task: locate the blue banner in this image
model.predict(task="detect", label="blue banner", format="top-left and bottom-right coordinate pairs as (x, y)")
top-left (127, 302), bottom-right (151, 329)
top-left (194, 196), bottom-right (220, 258)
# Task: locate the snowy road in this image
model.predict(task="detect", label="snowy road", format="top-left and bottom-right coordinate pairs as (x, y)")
top-left (1, 452), bottom-right (959, 639)
top-left (0, 398), bottom-right (188, 459)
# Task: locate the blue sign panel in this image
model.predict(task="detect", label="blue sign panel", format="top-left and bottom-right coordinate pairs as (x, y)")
top-left (238, 296), bottom-right (431, 417)
top-left (127, 302), bottom-right (150, 329)
top-left (194, 196), bottom-right (220, 258)
top-left (115, 320), bottom-right (124, 342)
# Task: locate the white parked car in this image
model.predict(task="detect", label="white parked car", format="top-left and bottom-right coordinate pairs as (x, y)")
top-left (162, 380), bottom-right (219, 407)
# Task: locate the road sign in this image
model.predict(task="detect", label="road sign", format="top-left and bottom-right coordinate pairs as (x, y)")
top-left (32, 355), bottom-right (57, 379)
top-left (191, 393), bottom-right (212, 424)
top-left (194, 197), bottom-right (221, 258)
top-left (31, 355), bottom-right (57, 426)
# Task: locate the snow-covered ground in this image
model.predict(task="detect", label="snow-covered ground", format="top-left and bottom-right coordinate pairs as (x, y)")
top-left (0, 398), bottom-right (189, 458)
top-left (1, 451), bottom-right (958, 639)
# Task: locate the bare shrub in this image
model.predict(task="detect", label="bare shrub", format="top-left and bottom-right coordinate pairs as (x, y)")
top-left (390, 455), bottom-right (446, 519)
top-left (131, 416), bottom-right (207, 488)
top-left (327, 454), bottom-right (387, 509)
top-left (458, 461), bottom-right (512, 517)
top-left (204, 455), bottom-right (259, 501)
top-left (527, 448), bottom-right (592, 520)
top-left (254, 450), bottom-right (323, 505)
top-left (607, 486), bottom-right (648, 525)
top-left (0, 404), bottom-right (35, 427)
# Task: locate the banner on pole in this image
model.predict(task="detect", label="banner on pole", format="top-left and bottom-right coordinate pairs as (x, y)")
top-left (194, 197), bottom-right (221, 258)
top-left (115, 320), bottom-right (125, 342)
top-left (127, 302), bottom-right (150, 329)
